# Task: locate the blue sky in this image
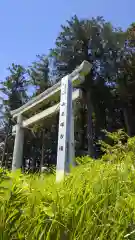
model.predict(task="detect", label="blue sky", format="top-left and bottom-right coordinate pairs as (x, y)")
top-left (0, 0), bottom-right (134, 80)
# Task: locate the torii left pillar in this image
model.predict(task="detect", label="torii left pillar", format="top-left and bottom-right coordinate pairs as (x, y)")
top-left (12, 115), bottom-right (24, 170)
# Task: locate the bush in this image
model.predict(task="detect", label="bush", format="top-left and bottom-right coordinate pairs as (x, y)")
top-left (1, 132), bottom-right (135, 239)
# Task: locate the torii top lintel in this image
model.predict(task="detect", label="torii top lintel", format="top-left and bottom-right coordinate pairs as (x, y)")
top-left (10, 61), bottom-right (92, 119)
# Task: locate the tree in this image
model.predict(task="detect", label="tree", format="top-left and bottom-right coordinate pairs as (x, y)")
top-left (109, 23), bottom-right (135, 136)
top-left (28, 54), bottom-right (52, 94)
top-left (27, 54), bottom-right (57, 171)
top-left (51, 15), bottom-right (126, 157)
top-left (0, 64), bottom-right (28, 168)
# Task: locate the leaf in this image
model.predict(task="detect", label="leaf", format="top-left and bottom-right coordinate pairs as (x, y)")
top-left (42, 206), bottom-right (54, 217)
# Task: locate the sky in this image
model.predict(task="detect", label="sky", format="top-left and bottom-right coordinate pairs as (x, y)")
top-left (0, 0), bottom-right (134, 80)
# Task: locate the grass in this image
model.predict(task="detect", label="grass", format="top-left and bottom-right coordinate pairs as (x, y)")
top-left (1, 132), bottom-right (135, 239)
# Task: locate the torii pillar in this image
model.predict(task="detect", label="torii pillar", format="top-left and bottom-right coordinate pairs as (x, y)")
top-left (12, 114), bottom-right (24, 170)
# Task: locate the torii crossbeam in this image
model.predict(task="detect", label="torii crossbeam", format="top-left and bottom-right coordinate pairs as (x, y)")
top-left (11, 61), bottom-right (92, 181)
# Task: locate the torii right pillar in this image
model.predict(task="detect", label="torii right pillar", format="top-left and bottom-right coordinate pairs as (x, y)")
top-left (56, 61), bottom-right (92, 182)
top-left (56, 75), bottom-right (75, 182)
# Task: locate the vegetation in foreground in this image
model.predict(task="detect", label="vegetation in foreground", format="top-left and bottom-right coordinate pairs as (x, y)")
top-left (1, 132), bottom-right (135, 239)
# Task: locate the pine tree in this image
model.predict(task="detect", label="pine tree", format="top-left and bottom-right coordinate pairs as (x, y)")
top-left (51, 15), bottom-right (125, 157)
top-left (0, 64), bottom-right (28, 168)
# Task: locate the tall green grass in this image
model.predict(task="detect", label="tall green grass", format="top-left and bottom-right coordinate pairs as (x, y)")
top-left (1, 132), bottom-right (135, 239)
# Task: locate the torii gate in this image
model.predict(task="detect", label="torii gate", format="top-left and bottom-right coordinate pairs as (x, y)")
top-left (11, 61), bottom-right (92, 181)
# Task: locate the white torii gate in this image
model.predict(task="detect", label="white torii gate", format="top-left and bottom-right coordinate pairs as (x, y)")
top-left (11, 61), bottom-right (92, 181)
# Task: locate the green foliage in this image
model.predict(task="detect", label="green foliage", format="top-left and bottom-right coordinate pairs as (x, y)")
top-left (1, 64), bottom-right (28, 113)
top-left (0, 64), bottom-right (29, 168)
top-left (28, 54), bottom-right (52, 94)
top-left (1, 134), bottom-right (135, 239)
